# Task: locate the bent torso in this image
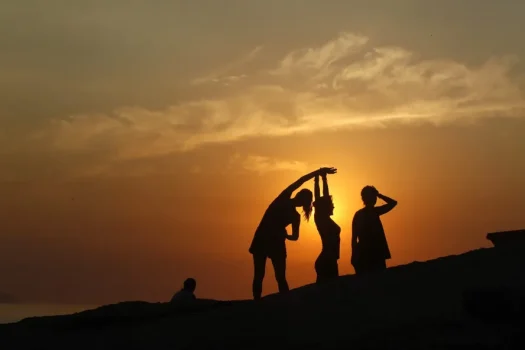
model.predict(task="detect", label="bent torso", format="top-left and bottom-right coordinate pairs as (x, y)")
top-left (250, 197), bottom-right (299, 258)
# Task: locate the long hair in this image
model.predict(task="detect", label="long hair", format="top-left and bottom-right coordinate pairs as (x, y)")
top-left (297, 188), bottom-right (313, 221)
top-left (303, 202), bottom-right (313, 221)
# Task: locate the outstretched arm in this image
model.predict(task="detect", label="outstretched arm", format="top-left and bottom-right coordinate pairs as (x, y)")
top-left (279, 167), bottom-right (336, 199)
top-left (314, 175), bottom-right (321, 201)
top-left (375, 192), bottom-right (398, 215)
top-left (321, 173), bottom-right (330, 197)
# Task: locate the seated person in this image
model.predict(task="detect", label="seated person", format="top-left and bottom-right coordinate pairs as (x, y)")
top-left (170, 277), bottom-right (197, 303)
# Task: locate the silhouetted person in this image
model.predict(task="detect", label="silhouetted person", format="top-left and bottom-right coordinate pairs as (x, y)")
top-left (351, 186), bottom-right (397, 275)
top-left (170, 278), bottom-right (197, 303)
top-left (313, 172), bottom-right (340, 283)
top-left (249, 167), bottom-right (337, 299)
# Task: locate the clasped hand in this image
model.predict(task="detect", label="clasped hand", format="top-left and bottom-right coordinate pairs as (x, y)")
top-left (318, 167), bottom-right (337, 175)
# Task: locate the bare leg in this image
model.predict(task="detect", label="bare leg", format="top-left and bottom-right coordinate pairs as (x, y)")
top-left (329, 259), bottom-right (339, 279)
top-left (316, 255), bottom-right (338, 283)
top-left (315, 254), bottom-right (327, 284)
top-left (271, 255), bottom-right (289, 293)
top-left (252, 254), bottom-right (266, 300)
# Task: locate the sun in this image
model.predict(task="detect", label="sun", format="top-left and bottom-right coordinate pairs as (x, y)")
top-left (331, 196), bottom-right (349, 224)
top-left (295, 191), bottom-right (354, 259)
top-left (292, 175), bottom-right (363, 258)
top-left (324, 180), bottom-right (359, 225)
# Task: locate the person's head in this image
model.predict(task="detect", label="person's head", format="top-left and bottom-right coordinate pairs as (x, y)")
top-left (314, 195), bottom-right (334, 217)
top-left (182, 278), bottom-right (196, 292)
top-left (293, 188), bottom-right (313, 221)
top-left (361, 186), bottom-right (378, 207)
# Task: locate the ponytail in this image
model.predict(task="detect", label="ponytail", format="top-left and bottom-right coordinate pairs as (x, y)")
top-left (296, 188), bottom-right (313, 221)
top-left (302, 203), bottom-right (313, 221)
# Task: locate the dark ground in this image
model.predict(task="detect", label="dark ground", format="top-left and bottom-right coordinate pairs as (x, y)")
top-left (1, 246), bottom-right (524, 349)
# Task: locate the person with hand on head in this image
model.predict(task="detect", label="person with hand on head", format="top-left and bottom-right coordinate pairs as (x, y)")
top-left (351, 186), bottom-right (397, 275)
top-left (249, 167), bottom-right (337, 300)
top-left (313, 170), bottom-right (341, 283)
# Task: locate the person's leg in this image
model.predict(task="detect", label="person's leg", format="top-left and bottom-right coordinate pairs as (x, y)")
top-left (252, 254), bottom-right (267, 300)
top-left (330, 259), bottom-right (339, 279)
top-left (354, 256), bottom-right (370, 275)
top-left (317, 255), bottom-right (335, 283)
top-left (271, 255), bottom-right (289, 293)
top-left (368, 259), bottom-right (387, 273)
top-left (315, 255), bottom-right (324, 284)
top-left (352, 249), bottom-right (365, 275)
top-left (355, 258), bottom-right (374, 275)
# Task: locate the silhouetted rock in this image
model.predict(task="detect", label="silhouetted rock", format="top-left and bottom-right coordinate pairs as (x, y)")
top-left (487, 229), bottom-right (525, 248)
top-left (1, 247), bottom-right (524, 349)
top-left (4, 299), bottom-right (242, 330)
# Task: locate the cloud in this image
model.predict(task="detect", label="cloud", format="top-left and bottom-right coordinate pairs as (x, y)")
top-left (191, 46), bottom-right (263, 86)
top-left (230, 154), bottom-right (308, 175)
top-left (29, 32), bottom-right (525, 170)
top-left (270, 32), bottom-right (369, 81)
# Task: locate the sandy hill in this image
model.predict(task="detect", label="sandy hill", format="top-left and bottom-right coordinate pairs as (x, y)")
top-left (1, 245), bottom-right (524, 349)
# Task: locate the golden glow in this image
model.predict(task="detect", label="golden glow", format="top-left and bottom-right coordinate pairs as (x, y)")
top-left (330, 188), bottom-right (351, 226)
top-left (2, 1), bottom-right (525, 305)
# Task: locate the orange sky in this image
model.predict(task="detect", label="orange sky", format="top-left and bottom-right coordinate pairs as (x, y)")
top-left (1, 1), bottom-right (525, 305)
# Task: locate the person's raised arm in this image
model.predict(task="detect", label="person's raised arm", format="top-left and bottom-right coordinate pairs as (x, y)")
top-left (279, 167), bottom-right (336, 199)
top-left (314, 175), bottom-right (321, 201)
top-left (375, 192), bottom-right (398, 215)
top-left (286, 212), bottom-right (301, 241)
top-left (321, 173), bottom-right (330, 197)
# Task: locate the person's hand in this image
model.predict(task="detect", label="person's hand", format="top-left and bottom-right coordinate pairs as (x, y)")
top-left (371, 186), bottom-right (379, 196)
top-left (319, 167), bottom-right (337, 175)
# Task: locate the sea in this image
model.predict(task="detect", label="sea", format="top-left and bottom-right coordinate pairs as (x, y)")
top-left (0, 303), bottom-right (96, 324)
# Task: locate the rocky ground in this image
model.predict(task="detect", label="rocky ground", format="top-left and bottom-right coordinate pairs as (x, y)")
top-left (1, 246), bottom-right (524, 349)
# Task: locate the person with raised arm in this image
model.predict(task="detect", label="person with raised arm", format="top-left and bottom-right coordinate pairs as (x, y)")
top-left (313, 171), bottom-right (341, 283)
top-left (351, 186), bottom-right (397, 275)
top-left (249, 167), bottom-right (337, 300)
